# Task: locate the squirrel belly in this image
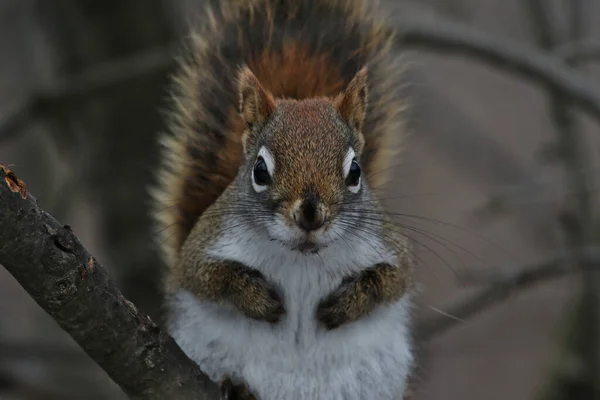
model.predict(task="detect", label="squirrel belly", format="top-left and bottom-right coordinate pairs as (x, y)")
top-left (167, 212), bottom-right (413, 400)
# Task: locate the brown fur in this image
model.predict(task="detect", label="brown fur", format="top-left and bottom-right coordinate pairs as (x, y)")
top-left (221, 376), bottom-right (258, 400)
top-left (257, 99), bottom-right (350, 204)
top-left (238, 66), bottom-right (276, 131)
top-left (153, 3), bottom-right (413, 397)
top-left (171, 65), bottom-right (411, 329)
top-left (335, 67), bottom-right (368, 133)
top-left (317, 214), bottom-right (414, 329)
top-left (317, 262), bottom-right (410, 330)
top-left (179, 257), bottom-right (285, 322)
top-left (152, 0), bottom-right (409, 275)
top-left (250, 42), bottom-right (346, 98)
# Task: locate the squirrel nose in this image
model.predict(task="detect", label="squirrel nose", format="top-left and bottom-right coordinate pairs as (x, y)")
top-left (294, 199), bottom-right (325, 232)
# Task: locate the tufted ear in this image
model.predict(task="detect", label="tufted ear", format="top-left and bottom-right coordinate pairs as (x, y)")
top-left (335, 67), bottom-right (368, 132)
top-left (238, 66), bottom-right (275, 130)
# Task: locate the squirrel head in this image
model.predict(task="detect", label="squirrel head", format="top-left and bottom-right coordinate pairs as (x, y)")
top-left (236, 65), bottom-right (372, 253)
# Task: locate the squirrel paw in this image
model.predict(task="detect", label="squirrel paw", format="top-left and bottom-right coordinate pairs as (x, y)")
top-left (237, 272), bottom-right (285, 323)
top-left (316, 276), bottom-right (369, 330)
top-left (220, 376), bottom-right (258, 400)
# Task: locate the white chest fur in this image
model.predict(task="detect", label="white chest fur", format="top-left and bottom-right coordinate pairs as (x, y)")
top-left (168, 229), bottom-right (413, 400)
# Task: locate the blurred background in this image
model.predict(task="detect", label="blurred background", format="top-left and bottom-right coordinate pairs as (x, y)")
top-left (1, 0), bottom-right (600, 399)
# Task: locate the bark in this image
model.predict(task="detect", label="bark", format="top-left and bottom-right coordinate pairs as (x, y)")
top-left (0, 164), bottom-right (220, 400)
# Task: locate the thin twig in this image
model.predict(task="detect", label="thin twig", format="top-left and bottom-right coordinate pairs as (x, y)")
top-left (0, 45), bottom-right (176, 141)
top-left (0, 164), bottom-right (220, 400)
top-left (3, 19), bottom-right (600, 143)
top-left (523, 0), bottom-right (557, 48)
top-left (524, 0), bottom-right (592, 243)
top-left (556, 42), bottom-right (600, 64)
top-left (395, 19), bottom-right (600, 124)
top-left (416, 247), bottom-right (600, 341)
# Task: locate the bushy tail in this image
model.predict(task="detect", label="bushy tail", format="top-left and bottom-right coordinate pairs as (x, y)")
top-left (151, 0), bottom-right (408, 266)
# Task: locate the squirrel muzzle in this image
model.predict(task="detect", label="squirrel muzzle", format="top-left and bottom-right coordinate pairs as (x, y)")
top-left (292, 191), bottom-right (328, 232)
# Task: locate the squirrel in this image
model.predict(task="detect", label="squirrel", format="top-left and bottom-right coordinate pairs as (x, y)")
top-left (151, 0), bottom-right (414, 399)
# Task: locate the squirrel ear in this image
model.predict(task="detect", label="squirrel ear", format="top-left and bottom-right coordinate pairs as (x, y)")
top-left (335, 67), bottom-right (368, 132)
top-left (238, 66), bottom-right (275, 129)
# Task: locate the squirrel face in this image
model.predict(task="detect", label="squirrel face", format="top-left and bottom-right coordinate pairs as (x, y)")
top-left (236, 66), bottom-right (372, 253)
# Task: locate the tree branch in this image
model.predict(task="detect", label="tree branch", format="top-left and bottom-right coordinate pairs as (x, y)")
top-left (394, 19), bottom-right (600, 124)
top-left (0, 45), bottom-right (175, 141)
top-left (0, 164), bottom-right (220, 400)
top-left (556, 41), bottom-right (600, 64)
top-left (416, 247), bottom-right (600, 341)
top-left (3, 19), bottom-right (600, 143)
top-left (399, 16), bottom-right (600, 344)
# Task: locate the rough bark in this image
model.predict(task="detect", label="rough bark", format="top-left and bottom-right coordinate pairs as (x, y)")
top-left (0, 164), bottom-right (220, 400)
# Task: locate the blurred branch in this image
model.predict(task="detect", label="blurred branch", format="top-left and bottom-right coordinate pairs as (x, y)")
top-left (3, 19), bottom-right (600, 145)
top-left (0, 164), bottom-right (220, 400)
top-left (524, 0), bottom-right (600, 396)
top-left (523, 0), bottom-right (592, 243)
top-left (395, 19), bottom-right (600, 124)
top-left (557, 42), bottom-right (600, 64)
top-left (416, 247), bottom-right (600, 341)
top-left (523, 0), bottom-right (558, 48)
top-left (0, 45), bottom-right (175, 141)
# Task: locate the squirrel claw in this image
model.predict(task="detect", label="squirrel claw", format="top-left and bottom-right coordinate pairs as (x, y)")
top-left (220, 378), bottom-right (234, 400)
top-left (263, 287), bottom-right (286, 323)
top-left (220, 377), bottom-right (258, 400)
top-left (316, 297), bottom-right (346, 330)
top-left (316, 279), bottom-right (358, 330)
top-left (240, 275), bottom-right (285, 323)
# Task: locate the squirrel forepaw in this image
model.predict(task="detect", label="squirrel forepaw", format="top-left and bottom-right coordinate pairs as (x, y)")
top-left (317, 275), bottom-right (375, 330)
top-left (237, 274), bottom-right (285, 323)
top-left (316, 281), bottom-right (357, 330)
top-left (220, 376), bottom-right (258, 400)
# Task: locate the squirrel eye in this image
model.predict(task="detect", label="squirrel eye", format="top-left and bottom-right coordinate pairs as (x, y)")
top-left (346, 159), bottom-right (361, 187)
top-left (253, 156), bottom-right (272, 186)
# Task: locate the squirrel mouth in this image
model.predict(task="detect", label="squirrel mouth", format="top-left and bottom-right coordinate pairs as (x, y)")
top-left (296, 240), bottom-right (318, 253)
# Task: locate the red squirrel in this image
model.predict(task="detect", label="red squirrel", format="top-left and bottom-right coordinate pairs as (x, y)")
top-left (151, 0), bottom-right (414, 398)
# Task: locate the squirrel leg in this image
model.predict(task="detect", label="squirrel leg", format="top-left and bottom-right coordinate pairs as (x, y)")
top-left (230, 266), bottom-right (286, 323)
top-left (316, 263), bottom-right (407, 330)
top-left (220, 376), bottom-right (259, 400)
top-left (184, 260), bottom-right (285, 323)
